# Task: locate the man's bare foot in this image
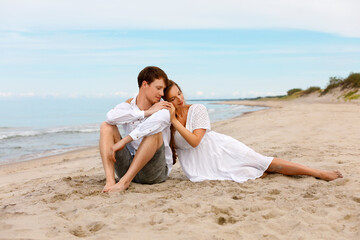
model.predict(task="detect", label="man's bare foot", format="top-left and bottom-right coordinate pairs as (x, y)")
top-left (105, 179), bottom-right (130, 193)
top-left (318, 170), bottom-right (343, 181)
top-left (102, 180), bottom-right (116, 192)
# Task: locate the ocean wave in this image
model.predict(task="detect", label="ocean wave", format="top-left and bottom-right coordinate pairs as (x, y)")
top-left (0, 130), bottom-right (40, 140)
top-left (0, 124), bottom-right (100, 140)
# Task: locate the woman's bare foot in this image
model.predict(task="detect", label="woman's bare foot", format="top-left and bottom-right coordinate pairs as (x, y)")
top-left (260, 172), bottom-right (268, 179)
top-left (318, 170), bottom-right (343, 181)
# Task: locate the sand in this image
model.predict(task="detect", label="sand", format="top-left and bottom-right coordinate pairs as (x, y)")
top-left (1, 100), bottom-right (359, 240)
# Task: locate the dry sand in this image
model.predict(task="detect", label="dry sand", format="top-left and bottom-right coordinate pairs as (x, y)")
top-left (1, 100), bottom-right (359, 240)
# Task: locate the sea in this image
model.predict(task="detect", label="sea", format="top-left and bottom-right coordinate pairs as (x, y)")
top-left (0, 98), bottom-right (266, 165)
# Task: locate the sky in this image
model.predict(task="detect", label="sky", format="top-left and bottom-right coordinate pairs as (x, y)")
top-left (1, 0), bottom-right (360, 99)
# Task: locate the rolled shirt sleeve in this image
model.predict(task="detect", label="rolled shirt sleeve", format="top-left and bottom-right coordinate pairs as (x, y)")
top-left (106, 102), bottom-right (145, 125)
top-left (129, 109), bottom-right (170, 140)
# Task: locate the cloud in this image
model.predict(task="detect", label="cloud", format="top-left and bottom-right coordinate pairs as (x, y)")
top-left (19, 92), bottom-right (35, 97)
top-left (196, 91), bottom-right (204, 96)
top-left (114, 92), bottom-right (130, 98)
top-left (0, 0), bottom-right (359, 37)
top-left (0, 92), bottom-right (35, 98)
top-left (232, 91), bottom-right (241, 97)
top-left (0, 92), bottom-right (13, 97)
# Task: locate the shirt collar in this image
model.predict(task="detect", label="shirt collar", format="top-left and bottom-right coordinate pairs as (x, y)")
top-left (131, 94), bottom-right (137, 105)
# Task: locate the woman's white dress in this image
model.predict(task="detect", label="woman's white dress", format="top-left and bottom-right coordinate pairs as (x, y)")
top-left (174, 104), bottom-right (273, 183)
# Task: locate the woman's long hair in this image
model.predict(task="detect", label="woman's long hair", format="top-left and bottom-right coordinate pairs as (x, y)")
top-left (164, 80), bottom-right (182, 165)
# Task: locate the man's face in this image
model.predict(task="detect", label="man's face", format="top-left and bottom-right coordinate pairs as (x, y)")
top-left (143, 78), bottom-right (166, 104)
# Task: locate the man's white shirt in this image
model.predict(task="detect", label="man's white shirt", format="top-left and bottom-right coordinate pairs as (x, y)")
top-left (106, 96), bottom-right (172, 175)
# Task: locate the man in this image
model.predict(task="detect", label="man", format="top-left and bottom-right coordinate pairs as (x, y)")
top-left (99, 66), bottom-right (173, 192)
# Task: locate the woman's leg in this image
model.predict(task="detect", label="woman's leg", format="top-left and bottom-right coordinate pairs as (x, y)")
top-left (266, 158), bottom-right (342, 181)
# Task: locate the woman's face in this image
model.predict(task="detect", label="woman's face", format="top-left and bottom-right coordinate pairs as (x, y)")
top-left (166, 85), bottom-right (185, 109)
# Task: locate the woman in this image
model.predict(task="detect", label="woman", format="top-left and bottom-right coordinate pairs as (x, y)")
top-left (164, 80), bottom-right (343, 182)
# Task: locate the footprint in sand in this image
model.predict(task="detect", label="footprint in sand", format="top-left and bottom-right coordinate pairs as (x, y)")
top-left (331, 178), bottom-right (349, 186)
top-left (343, 214), bottom-right (354, 220)
top-left (149, 215), bottom-right (164, 225)
top-left (48, 193), bottom-right (70, 203)
top-left (268, 189), bottom-right (281, 195)
top-left (69, 222), bottom-right (105, 237)
top-left (69, 226), bottom-right (88, 238)
top-left (263, 196), bottom-right (276, 201)
top-left (211, 206), bottom-right (238, 225)
top-left (232, 195), bottom-right (243, 200)
top-left (217, 216), bottom-right (237, 225)
top-left (163, 208), bottom-right (174, 213)
top-left (0, 223), bottom-right (12, 230)
top-left (262, 211), bottom-right (279, 220)
top-left (87, 222), bottom-right (105, 233)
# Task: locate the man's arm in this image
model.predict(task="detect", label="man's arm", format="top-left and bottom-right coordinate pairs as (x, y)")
top-left (129, 109), bottom-right (170, 141)
top-left (108, 109), bottom-right (170, 161)
top-left (106, 102), bottom-right (144, 125)
top-left (106, 101), bottom-right (172, 125)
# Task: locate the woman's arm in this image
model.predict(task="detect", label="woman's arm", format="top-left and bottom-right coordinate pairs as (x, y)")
top-left (170, 105), bottom-right (206, 148)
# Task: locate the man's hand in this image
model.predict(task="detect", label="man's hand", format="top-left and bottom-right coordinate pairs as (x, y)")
top-left (145, 101), bottom-right (172, 117)
top-left (108, 142), bottom-right (125, 162)
top-left (108, 136), bottom-right (133, 162)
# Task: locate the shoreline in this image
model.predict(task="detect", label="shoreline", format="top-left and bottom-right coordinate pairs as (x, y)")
top-left (0, 144), bottom-right (98, 168)
top-left (1, 100), bottom-right (359, 239)
top-left (0, 145), bottom-right (97, 171)
top-left (0, 98), bottom-right (352, 170)
top-left (0, 102), bottom-right (263, 167)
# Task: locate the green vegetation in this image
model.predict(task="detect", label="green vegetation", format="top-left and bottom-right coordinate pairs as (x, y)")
top-left (341, 73), bottom-right (360, 89)
top-left (256, 92), bottom-right (301, 101)
top-left (303, 86), bottom-right (321, 95)
top-left (253, 95), bottom-right (286, 101)
top-left (321, 73), bottom-right (360, 96)
top-left (287, 88), bottom-right (302, 96)
top-left (344, 90), bottom-right (360, 101)
top-left (321, 77), bottom-right (343, 95)
top-left (260, 72), bottom-right (360, 102)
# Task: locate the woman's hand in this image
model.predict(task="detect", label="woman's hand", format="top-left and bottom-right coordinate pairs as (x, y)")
top-left (169, 103), bottom-right (176, 123)
top-left (145, 101), bottom-right (172, 117)
top-left (125, 98), bottom-right (133, 104)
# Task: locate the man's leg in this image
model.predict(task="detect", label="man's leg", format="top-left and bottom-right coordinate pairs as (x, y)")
top-left (99, 122), bottom-right (122, 191)
top-left (107, 132), bottom-right (163, 192)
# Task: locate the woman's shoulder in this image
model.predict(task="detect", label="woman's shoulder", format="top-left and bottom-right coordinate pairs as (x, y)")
top-left (189, 104), bottom-right (209, 120)
top-left (189, 104), bottom-right (207, 111)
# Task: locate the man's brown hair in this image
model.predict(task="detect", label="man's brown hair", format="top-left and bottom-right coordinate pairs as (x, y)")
top-left (137, 66), bottom-right (169, 88)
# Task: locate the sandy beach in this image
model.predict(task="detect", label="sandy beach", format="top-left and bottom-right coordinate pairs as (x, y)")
top-left (1, 100), bottom-right (359, 240)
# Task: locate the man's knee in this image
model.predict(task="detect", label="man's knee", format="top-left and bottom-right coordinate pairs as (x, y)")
top-left (100, 122), bottom-right (122, 143)
top-left (100, 122), bottom-right (118, 134)
top-left (100, 121), bottom-right (110, 132)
